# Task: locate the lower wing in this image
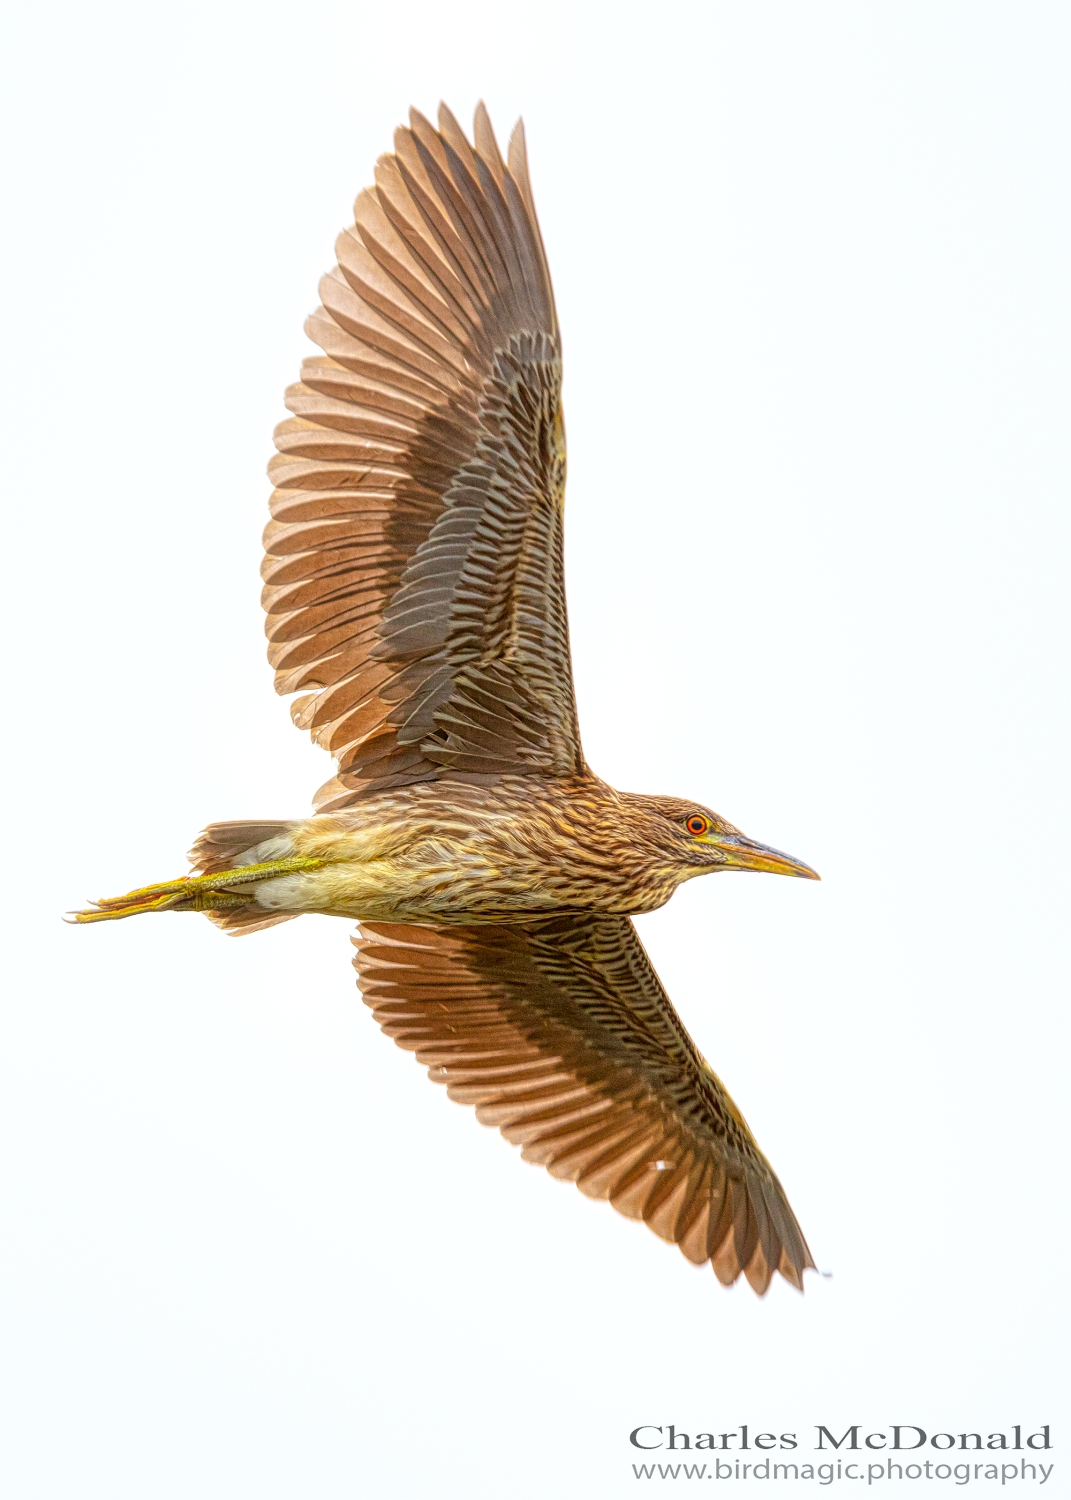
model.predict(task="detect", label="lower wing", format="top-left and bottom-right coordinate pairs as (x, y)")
top-left (354, 913), bottom-right (815, 1294)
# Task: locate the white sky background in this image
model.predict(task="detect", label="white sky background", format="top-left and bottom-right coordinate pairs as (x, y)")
top-left (2, 2), bottom-right (1069, 1495)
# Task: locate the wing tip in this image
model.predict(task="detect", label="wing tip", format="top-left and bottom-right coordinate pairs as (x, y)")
top-left (473, 99), bottom-right (506, 180)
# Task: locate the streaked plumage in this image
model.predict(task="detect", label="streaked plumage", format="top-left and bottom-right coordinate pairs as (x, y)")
top-left (74, 102), bottom-right (820, 1296)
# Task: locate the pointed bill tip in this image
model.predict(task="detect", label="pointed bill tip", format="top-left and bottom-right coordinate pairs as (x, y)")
top-left (708, 835), bottom-right (821, 880)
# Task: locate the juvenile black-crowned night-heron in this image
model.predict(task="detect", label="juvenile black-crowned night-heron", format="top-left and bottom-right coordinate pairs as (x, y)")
top-left (74, 103), bottom-right (820, 1295)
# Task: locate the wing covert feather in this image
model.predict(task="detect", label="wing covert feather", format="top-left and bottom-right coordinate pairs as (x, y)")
top-left (266, 105), bottom-right (579, 808)
top-left (353, 914), bottom-right (816, 1294)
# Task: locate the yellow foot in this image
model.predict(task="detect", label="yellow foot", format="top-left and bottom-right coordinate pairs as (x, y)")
top-left (67, 857), bottom-right (324, 924)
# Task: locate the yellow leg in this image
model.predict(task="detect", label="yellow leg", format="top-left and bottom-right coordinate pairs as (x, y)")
top-left (67, 857), bottom-right (324, 924)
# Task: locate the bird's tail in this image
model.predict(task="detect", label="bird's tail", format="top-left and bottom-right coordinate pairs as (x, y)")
top-left (190, 822), bottom-right (305, 934)
top-left (68, 821), bottom-right (316, 935)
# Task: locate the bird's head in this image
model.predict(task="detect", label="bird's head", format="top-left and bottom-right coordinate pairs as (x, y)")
top-left (625, 794), bottom-right (820, 883)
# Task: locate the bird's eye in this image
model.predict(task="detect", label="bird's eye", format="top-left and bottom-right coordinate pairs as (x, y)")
top-left (685, 814), bottom-right (710, 837)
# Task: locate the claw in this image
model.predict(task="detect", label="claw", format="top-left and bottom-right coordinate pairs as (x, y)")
top-left (68, 891), bottom-right (188, 923)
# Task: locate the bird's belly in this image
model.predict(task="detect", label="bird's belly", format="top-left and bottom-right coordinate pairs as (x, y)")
top-left (250, 851), bottom-right (574, 923)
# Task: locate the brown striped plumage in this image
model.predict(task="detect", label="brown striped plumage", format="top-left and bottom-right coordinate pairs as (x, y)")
top-left (266, 102), bottom-right (574, 809)
top-left (355, 918), bottom-right (814, 1294)
top-left (74, 103), bottom-right (821, 1296)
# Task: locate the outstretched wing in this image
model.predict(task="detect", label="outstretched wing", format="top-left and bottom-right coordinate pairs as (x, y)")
top-left (354, 915), bottom-right (815, 1294)
top-left (264, 103), bottom-right (581, 811)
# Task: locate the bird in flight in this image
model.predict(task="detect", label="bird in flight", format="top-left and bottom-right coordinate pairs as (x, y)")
top-left (73, 103), bottom-right (820, 1295)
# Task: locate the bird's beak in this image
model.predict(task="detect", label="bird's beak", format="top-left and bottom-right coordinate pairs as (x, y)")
top-left (700, 833), bottom-right (821, 880)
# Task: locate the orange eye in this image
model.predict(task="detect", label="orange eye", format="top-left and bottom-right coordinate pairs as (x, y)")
top-left (685, 814), bottom-right (710, 837)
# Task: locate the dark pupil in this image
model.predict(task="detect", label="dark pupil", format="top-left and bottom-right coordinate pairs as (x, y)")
top-left (689, 818), bottom-right (703, 833)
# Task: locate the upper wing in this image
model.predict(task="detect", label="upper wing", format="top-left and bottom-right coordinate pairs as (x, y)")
top-left (354, 914), bottom-right (816, 1294)
top-left (264, 103), bottom-right (582, 811)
